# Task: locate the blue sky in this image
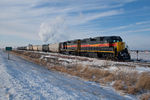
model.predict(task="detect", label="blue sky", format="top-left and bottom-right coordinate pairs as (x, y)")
top-left (0, 0), bottom-right (150, 50)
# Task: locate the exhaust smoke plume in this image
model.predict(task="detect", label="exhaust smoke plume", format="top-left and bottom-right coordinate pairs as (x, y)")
top-left (39, 17), bottom-right (69, 43)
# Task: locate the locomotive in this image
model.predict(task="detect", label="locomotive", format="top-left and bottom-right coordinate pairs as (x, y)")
top-left (17, 36), bottom-right (130, 60)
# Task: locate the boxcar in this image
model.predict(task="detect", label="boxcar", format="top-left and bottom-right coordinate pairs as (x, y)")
top-left (49, 43), bottom-right (60, 53)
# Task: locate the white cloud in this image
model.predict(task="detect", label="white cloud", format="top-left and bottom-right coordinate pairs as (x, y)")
top-left (99, 20), bottom-right (150, 33)
top-left (136, 20), bottom-right (150, 25)
top-left (2, 0), bottom-right (148, 50)
top-left (83, 10), bottom-right (123, 22)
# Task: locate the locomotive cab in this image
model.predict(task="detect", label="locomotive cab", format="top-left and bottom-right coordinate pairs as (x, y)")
top-left (109, 36), bottom-right (130, 60)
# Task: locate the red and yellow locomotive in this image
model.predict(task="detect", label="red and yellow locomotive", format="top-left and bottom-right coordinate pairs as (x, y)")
top-left (60, 36), bottom-right (130, 60)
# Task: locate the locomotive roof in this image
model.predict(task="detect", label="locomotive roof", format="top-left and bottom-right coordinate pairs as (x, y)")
top-left (61, 36), bottom-right (122, 43)
top-left (82, 36), bottom-right (122, 41)
top-left (93, 36), bottom-right (121, 39)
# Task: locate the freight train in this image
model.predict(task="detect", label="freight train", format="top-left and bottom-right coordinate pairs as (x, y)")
top-left (17, 36), bottom-right (131, 60)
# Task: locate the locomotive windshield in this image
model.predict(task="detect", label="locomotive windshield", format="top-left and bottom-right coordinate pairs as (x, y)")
top-left (108, 36), bottom-right (122, 43)
top-left (112, 39), bottom-right (121, 42)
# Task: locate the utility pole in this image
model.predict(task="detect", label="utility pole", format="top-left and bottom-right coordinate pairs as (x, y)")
top-left (8, 52), bottom-right (10, 60)
top-left (136, 50), bottom-right (139, 61)
top-left (5, 47), bottom-right (12, 60)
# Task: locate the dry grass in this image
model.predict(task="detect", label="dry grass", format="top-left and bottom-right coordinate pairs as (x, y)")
top-left (79, 67), bottom-right (111, 81)
top-left (136, 72), bottom-right (150, 90)
top-left (104, 74), bottom-right (115, 83)
top-left (140, 93), bottom-right (150, 100)
top-left (113, 80), bottom-right (125, 91)
top-left (111, 69), bottom-right (139, 94)
top-left (111, 70), bottom-right (150, 95)
top-left (127, 86), bottom-right (138, 94)
top-left (113, 69), bottom-right (138, 85)
top-left (44, 64), bottom-right (112, 83)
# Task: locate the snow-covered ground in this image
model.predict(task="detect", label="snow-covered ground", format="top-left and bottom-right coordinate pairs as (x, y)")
top-left (0, 50), bottom-right (136, 100)
top-left (39, 51), bottom-right (150, 73)
top-left (130, 51), bottom-right (150, 62)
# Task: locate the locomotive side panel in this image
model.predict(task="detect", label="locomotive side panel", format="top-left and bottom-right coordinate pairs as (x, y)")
top-left (80, 37), bottom-right (114, 53)
top-left (59, 40), bottom-right (81, 55)
top-left (66, 40), bottom-right (78, 51)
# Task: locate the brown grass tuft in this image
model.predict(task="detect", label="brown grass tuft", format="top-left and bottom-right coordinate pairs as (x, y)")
top-left (104, 74), bottom-right (115, 83)
top-left (136, 72), bottom-right (150, 90)
top-left (127, 86), bottom-right (138, 94)
top-left (113, 80), bottom-right (125, 91)
top-left (80, 67), bottom-right (111, 82)
top-left (114, 70), bottom-right (138, 85)
top-left (140, 93), bottom-right (150, 100)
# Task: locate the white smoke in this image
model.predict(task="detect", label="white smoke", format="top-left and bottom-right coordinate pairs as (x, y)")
top-left (39, 17), bottom-right (69, 43)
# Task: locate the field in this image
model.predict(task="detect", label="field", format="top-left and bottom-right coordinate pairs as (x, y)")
top-left (130, 51), bottom-right (150, 62)
top-left (9, 50), bottom-right (150, 100)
